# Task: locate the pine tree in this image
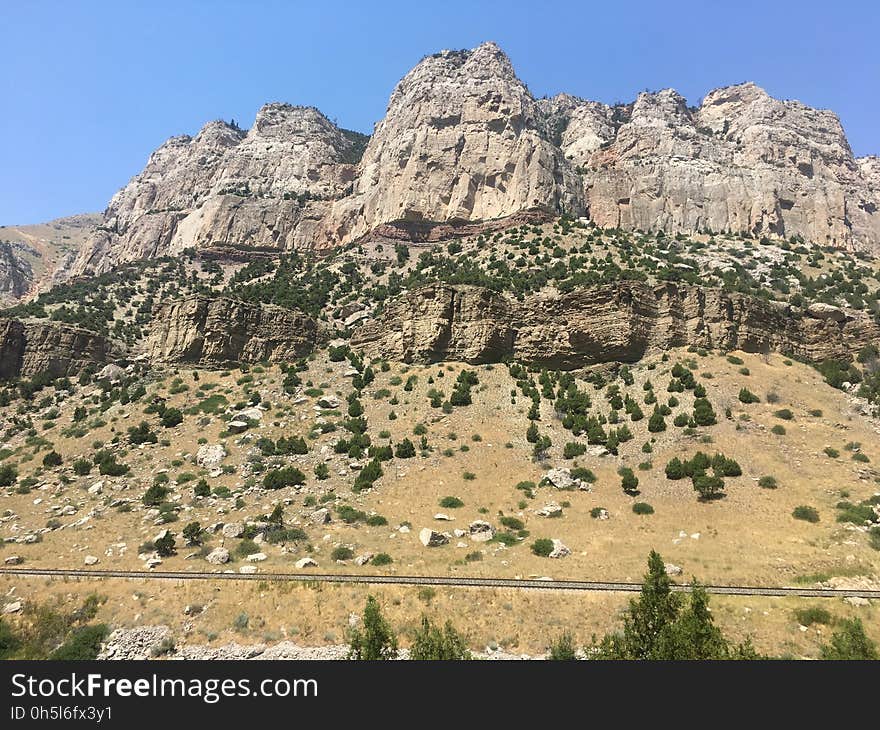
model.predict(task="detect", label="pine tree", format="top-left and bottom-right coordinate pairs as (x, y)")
top-left (348, 596), bottom-right (398, 660)
top-left (526, 422), bottom-right (539, 443)
top-left (653, 586), bottom-right (730, 659)
top-left (820, 618), bottom-right (878, 660)
top-left (409, 616), bottom-right (471, 660)
top-left (182, 522), bottom-right (202, 545)
top-left (593, 551), bottom-right (680, 659)
top-left (648, 407), bottom-right (666, 433)
top-left (548, 631), bottom-right (577, 660)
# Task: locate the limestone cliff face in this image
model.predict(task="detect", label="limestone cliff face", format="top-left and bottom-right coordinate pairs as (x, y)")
top-left (71, 106), bottom-right (365, 276)
top-left (0, 318), bottom-right (115, 378)
top-left (546, 82), bottom-right (879, 250)
top-left (321, 42), bottom-right (584, 245)
top-left (350, 282), bottom-right (880, 368)
top-left (71, 42), bottom-right (879, 273)
top-left (145, 295), bottom-right (317, 366)
top-left (0, 242), bottom-right (34, 302)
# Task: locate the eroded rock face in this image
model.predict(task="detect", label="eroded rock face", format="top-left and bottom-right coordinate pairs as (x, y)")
top-left (322, 42), bottom-right (584, 245)
top-left (145, 295), bottom-right (317, 366)
top-left (544, 82), bottom-right (879, 250)
top-left (0, 242), bottom-right (34, 301)
top-left (70, 42), bottom-right (880, 275)
top-left (351, 282), bottom-right (880, 367)
top-left (71, 106), bottom-right (365, 276)
top-left (0, 318), bottom-right (115, 378)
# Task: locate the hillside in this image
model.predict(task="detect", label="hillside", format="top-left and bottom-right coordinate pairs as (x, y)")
top-left (1, 216), bottom-right (879, 657)
top-left (0, 214), bottom-right (100, 305)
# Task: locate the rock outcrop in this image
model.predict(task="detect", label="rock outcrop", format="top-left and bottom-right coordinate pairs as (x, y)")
top-left (322, 42), bottom-right (584, 245)
top-left (0, 214), bottom-right (101, 303)
top-left (0, 242), bottom-right (34, 301)
top-left (544, 82), bottom-right (880, 250)
top-left (71, 106), bottom-right (367, 276)
top-left (70, 42), bottom-right (880, 275)
top-left (351, 282), bottom-right (880, 368)
top-left (145, 295), bottom-right (317, 366)
top-left (0, 318), bottom-right (115, 378)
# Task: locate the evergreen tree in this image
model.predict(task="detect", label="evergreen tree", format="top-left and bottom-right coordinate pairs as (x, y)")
top-left (820, 618), bottom-right (878, 660)
top-left (182, 521), bottom-right (202, 545)
top-left (526, 422), bottom-right (539, 443)
top-left (394, 438), bottom-right (416, 458)
top-left (596, 551), bottom-right (679, 659)
top-left (548, 631), bottom-right (577, 660)
top-left (648, 407), bottom-right (666, 433)
top-left (348, 596), bottom-right (398, 660)
top-left (653, 586), bottom-right (730, 659)
top-left (409, 616), bottom-right (471, 660)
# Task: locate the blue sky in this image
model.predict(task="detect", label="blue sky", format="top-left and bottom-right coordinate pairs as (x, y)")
top-left (1, 0), bottom-right (877, 224)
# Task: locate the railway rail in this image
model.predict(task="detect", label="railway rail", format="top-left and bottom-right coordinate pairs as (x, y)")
top-left (1, 567), bottom-right (877, 599)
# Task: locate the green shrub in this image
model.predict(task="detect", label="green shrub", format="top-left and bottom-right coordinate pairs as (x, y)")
top-left (394, 438), bottom-right (416, 458)
top-left (265, 527), bottom-right (307, 544)
top-left (531, 538), bottom-right (554, 557)
top-left (439, 496), bottom-right (464, 509)
top-left (570, 467), bottom-right (596, 483)
top-left (331, 546), bottom-right (354, 561)
top-left (792, 505), bottom-right (820, 523)
top-left (337, 505), bottom-right (367, 524)
top-left (758, 475), bottom-right (777, 489)
top-left (548, 631), bottom-right (577, 660)
top-left (48, 624), bottom-right (109, 660)
top-left (160, 408), bottom-right (184, 428)
top-left (563, 442), bottom-right (587, 459)
top-left (155, 532), bottom-right (176, 556)
top-left (794, 607), bottom-right (832, 626)
top-left (142, 483), bottom-right (169, 506)
top-left (263, 467), bottom-right (306, 489)
top-left (738, 388), bottom-right (760, 404)
top-left (42, 451), bottom-right (63, 468)
top-left (693, 474), bottom-right (725, 501)
top-left (128, 421), bottom-right (157, 445)
top-left (500, 516), bottom-right (524, 531)
top-left (619, 467), bottom-right (639, 493)
top-left (632, 502), bottom-right (654, 515)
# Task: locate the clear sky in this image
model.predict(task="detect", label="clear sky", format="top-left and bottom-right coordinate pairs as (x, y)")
top-left (2, 0), bottom-right (877, 225)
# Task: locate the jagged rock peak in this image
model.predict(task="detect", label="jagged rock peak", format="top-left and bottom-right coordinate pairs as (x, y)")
top-left (70, 101), bottom-right (363, 277)
top-left (68, 40), bottom-right (879, 275)
top-left (320, 40), bottom-right (584, 245)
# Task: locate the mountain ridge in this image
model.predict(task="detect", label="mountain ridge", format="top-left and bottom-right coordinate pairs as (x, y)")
top-left (59, 40), bottom-right (879, 279)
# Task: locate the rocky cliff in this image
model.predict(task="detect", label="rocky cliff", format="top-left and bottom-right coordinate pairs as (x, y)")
top-left (0, 318), bottom-right (116, 379)
top-left (145, 295), bottom-right (317, 366)
top-left (0, 242), bottom-right (34, 302)
top-left (350, 282), bottom-right (880, 368)
top-left (545, 82), bottom-right (879, 250)
top-left (71, 106), bottom-right (366, 276)
top-left (321, 42), bottom-right (584, 245)
top-left (70, 42), bottom-right (880, 275)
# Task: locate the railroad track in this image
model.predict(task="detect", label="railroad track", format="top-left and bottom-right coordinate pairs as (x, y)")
top-left (1, 567), bottom-right (877, 599)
